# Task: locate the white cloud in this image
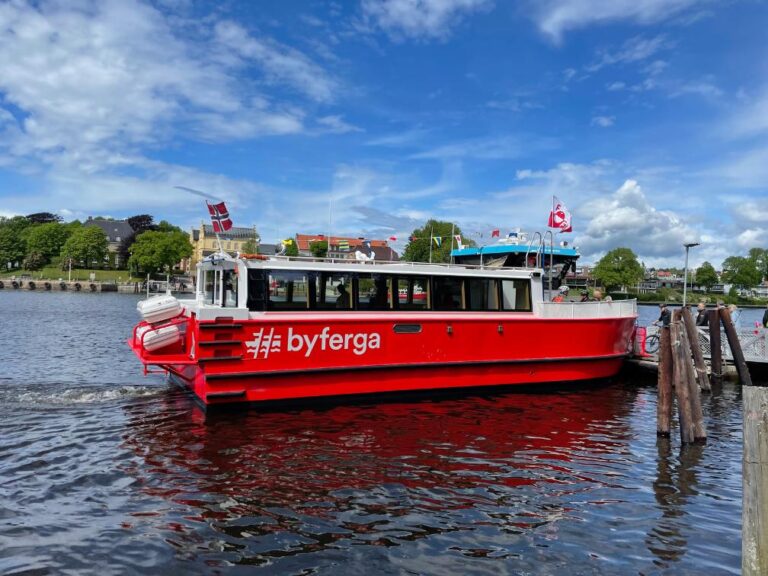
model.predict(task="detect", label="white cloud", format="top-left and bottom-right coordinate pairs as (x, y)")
top-left (360, 0), bottom-right (493, 41)
top-left (412, 135), bottom-right (557, 160)
top-left (529, 0), bottom-right (706, 42)
top-left (591, 115), bottom-right (615, 127)
top-left (580, 179), bottom-right (698, 258)
top-left (0, 0), bottom-right (336, 174)
top-left (587, 34), bottom-right (672, 72)
top-left (713, 146), bottom-right (768, 188)
top-left (736, 228), bottom-right (768, 249)
top-left (316, 115), bottom-right (363, 134)
top-left (726, 87), bottom-right (768, 138)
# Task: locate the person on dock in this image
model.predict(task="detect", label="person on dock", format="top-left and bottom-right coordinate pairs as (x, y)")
top-left (654, 303), bottom-right (671, 328)
top-left (695, 302), bottom-right (709, 327)
top-left (552, 285), bottom-right (569, 302)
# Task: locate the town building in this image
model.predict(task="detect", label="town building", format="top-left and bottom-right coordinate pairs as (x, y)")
top-left (84, 217), bottom-right (134, 268)
top-left (186, 223), bottom-right (260, 271)
top-left (294, 234), bottom-right (398, 260)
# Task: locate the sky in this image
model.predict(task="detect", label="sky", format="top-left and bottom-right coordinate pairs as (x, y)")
top-left (0, 0), bottom-right (767, 268)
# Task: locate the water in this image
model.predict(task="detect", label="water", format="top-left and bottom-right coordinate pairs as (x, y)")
top-left (0, 291), bottom-right (752, 575)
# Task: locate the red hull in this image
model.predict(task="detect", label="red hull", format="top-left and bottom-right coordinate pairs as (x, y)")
top-left (131, 312), bottom-right (636, 408)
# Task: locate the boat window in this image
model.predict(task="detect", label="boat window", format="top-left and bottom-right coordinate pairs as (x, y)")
top-left (203, 270), bottom-right (216, 305)
top-left (356, 273), bottom-right (392, 310)
top-left (500, 279), bottom-right (531, 311)
top-left (246, 269), bottom-right (267, 311)
top-left (222, 269), bottom-right (238, 307)
top-left (433, 276), bottom-right (464, 311)
top-left (395, 276), bottom-right (429, 310)
top-left (466, 278), bottom-right (499, 311)
top-left (267, 271), bottom-right (309, 310)
top-left (313, 272), bottom-right (353, 310)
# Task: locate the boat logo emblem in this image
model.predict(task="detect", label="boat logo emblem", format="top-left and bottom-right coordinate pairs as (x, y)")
top-left (246, 327), bottom-right (381, 359)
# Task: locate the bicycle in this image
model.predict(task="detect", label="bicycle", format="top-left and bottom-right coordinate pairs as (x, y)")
top-left (644, 331), bottom-right (660, 354)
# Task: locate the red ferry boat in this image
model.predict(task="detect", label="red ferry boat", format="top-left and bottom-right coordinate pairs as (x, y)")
top-left (128, 253), bottom-right (637, 408)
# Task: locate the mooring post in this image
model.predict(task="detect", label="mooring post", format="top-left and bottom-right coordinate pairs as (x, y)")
top-left (671, 318), bottom-right (695, 444)
top-left (681, 307), bottom-right (711, 392)
top-left (709, 308), bottom-right (723, 385)
top-left (721, 307), bottom-right (752, 386)
top-left (657, 326), bottom-right (673, 436)
top-left (743, 386), bottom-right (768, 575)
top-left (679, 321), bottom-right (707, 442)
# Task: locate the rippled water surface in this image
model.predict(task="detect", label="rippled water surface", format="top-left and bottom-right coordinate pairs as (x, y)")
top-left (0, 291), bottom-right (751, 575)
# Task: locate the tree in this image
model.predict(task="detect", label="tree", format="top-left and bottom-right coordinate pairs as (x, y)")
top-left (748, 247), bottom-right (768, 280)
top-left (0, 216), bottom-right (31, 268)
top-left (156, 220), bottom-right (183, 233)
top-left (242, 239), bottom-right (258, 253)
top-left (26, 212), bottom-right (62, 224)
top-left (127, 214), bottom-right (155, 233)
top-left (23, 252), bottom-right (45, 270)
top-left (26, 222), bottom-right (72, 264)
top-left (721, 255), bottom-right (761, 290)
top-left (60, 226), bottom-right (109, 268)
top-left (695, 261), bottom-right (719, 292)
top-left (128, 230), bottom-right (193, 275)
top-left (592, 247), bottom-right (644, 291)
top-left (309, 240), bottom-right (328, 258)
top-left (283, 238), bottom-right (299, 257)
top-left (403, 220), bottom-right (467, 263)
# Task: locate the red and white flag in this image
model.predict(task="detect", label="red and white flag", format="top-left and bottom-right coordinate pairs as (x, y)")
top-left (548, 196), bottom-right (572, 233)
top-left (491, 229), bottom-right (500, 238)
top-left (389, 236), bottom-right (397, 242)
top-left (207, 201), bottom-right (233, 233)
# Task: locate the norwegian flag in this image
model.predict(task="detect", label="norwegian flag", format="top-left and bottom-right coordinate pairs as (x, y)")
top-left (548, 196), bottom-right (572, 233)
top-left (207, 201), bottom-right (233, 233)
top-left (491, 229), bottom-right (500, 238)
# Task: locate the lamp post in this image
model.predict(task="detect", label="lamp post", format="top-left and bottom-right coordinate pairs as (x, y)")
top-left (682, 242), bottom-right (700, 306)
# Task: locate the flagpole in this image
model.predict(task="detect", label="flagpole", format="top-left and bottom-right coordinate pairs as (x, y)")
top-left (450, 223), bottom-right (455, 265)
top-left (429, 225), bottom-right (434, 264)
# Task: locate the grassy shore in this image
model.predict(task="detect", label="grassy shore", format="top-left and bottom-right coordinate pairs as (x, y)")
top-left (0, 267), bottom-right (142, 283)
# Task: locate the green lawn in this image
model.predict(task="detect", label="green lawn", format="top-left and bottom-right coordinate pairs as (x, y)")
top-left (1, 267), bottom-right (142, 282)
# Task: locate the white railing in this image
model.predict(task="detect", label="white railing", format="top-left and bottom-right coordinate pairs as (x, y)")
top-left (642, 325), bottom-right (768, 363)
top-left (534, 299), bottom-right (638, 319)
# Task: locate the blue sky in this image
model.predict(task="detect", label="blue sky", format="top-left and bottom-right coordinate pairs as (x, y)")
top-left (0, 0), bottom-right (767, 268)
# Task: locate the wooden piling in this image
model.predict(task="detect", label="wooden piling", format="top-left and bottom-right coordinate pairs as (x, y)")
top-left (720, 307), bottom-right (753, 386)
top-left (681, 307), bottom-right (711, 392)
top-left (678, 321), bottom-right (707, 442)
top-left (657, 327), bottom-right (673, 436)
top-left (709, 308), bottom-right (723, 384)
top-left (670, 320), bottom-right (695, 444)
top-left (743, 386), bottom-right (768, 576)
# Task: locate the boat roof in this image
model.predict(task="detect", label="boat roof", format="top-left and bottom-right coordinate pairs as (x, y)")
top-left (201, 254), bottom-right (540, 279)
top-left (451, 244), bottom-right (579, 258)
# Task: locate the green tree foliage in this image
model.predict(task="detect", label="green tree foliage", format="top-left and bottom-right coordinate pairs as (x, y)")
top-left (403, 220), bottom-right (467, 263)
top-left (694, 261), bottom-right (719, 292)
top-left (0, 216), bottom-right (32, 268)
top-left (283, 238), bottom-right (299, 257)
top-left (127, 214), bottom-right (155, 233)
top-left (592, 247), bottom-right (644, 291)
top-left (26, 212), bottom-right (62, 224)
top-left (26, 222), bottom-right (72, 264)
top-left (748, 247), bottom-right (768, 279)
top-left (309, 240), bottom-right (328, 258)
top-left (128, 230), bottom-right (193, 275)
top-left (156, 220), bottom-right (183, 233)
top-left (23, 252), bottom-right (46, 271)
top-left (721, 255), bottom-right (761, 289)
top-left (60, 226), bottom-right (109, 268)
top-left (242, 239), bottom-right (258, 253)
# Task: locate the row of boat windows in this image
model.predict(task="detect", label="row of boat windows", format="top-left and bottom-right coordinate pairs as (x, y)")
top-left (237, 270), bottom-right (532, 312)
